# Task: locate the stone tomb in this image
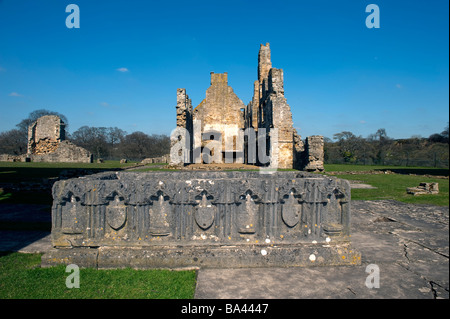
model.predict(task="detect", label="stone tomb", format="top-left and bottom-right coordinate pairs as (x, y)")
top-left (42, 171), bottom-right (360, 269)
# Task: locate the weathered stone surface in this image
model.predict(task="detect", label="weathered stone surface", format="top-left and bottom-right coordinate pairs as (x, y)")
top-left (27, 115), bottom-right (65, 155)
top-left (407, 182), bottom-right (439, 196)
top-left (141, 154), bottom-right (169, 164)
top-left (302, 136), bottom-right (325, 172)
top-left (30, 140), bottom-right (92, 163)
top-left (192, 72), bottom-right (246, 164)
top-left (0, 154), bottom-right (29, 162)
top-left (42, 170), bottom-right (360, 269)
top-left (26, 115), bottom-right (93, 163)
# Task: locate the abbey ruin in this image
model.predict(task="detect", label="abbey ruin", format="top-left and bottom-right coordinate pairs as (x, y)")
top-left (171, 43), bottom-right (324, 171)
top-left (42, 44), bottom-right (360, 270)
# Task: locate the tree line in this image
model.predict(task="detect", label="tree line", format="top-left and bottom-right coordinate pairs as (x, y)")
top-left (0, 110), bottom-right (448, 167)
top-left (70, 126), bottom-right (169, 160)
top-left (0, 109), bottom-right (170, 161)
top-left (324, 126), bottom-right (449, 168)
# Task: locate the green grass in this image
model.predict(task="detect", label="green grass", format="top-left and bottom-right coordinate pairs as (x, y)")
top-left (0, 161), bottom-right (141, 205)
top-left (322, 164), bottom-right (449, 206)
top-left (0, 191), bottom-right (12, 201)
top-left (0, 161), bottom-right (138, 184)
top-left (0, 252), bottom-right (197, 299)
top-left (324, 163), bottom-right (449, 176)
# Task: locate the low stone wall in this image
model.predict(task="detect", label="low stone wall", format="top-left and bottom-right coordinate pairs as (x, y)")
top-left (0, 154), bottom-right (28, 162)
top-left (141, 154), bottom-right (169, 164)
top-left (30, 140), bottom-right (92, 163)
top-left (42, 171), bottom-right (360, 268)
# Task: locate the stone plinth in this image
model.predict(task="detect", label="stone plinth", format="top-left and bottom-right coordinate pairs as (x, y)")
top-left (42, 171), bottom-right (360, 269)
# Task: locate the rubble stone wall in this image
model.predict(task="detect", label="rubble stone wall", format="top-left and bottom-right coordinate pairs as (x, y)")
top-left (27, 115), bottom-right (93, 163)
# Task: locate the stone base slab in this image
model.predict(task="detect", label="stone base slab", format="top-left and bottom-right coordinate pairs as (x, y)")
top-left (41, 243), bottom-right (361, 269)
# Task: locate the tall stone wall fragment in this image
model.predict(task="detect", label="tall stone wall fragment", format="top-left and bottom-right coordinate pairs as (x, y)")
top-left (191, 72), bottom-right (246, 164)
top-left (27, 115), bottom-right (92, 163)
top-left (303, 136), bottom-right (325, 171)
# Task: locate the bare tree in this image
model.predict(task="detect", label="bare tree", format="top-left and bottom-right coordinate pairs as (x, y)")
top-left (0, 129), bottom-right (27, 155)
top-left (16, 109), bottom-right (69, 134)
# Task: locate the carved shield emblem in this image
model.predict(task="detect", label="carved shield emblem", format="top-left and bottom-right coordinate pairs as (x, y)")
top-left (149, 194), bottom-right (171, 236)
top-left (61, 194), bottom-right (83, 234)
top-left (195, 194), bottom-right (215, 230)
top-left (237, 193), bottom-right (258, 234)
top-left (281, 192), bottom-right (301, 227)
top-left (106, 195), bottom-right (127, 230)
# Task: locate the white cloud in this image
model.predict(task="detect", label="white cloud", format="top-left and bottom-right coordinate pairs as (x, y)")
top-left (100, 102), bottom-right (109, 107)
top-left (116, 67), bottom-right (129, 73)
top-left (395, 84), bottom-right (403, 89)
top-left (359, 120), bottom-right (366, 124)
top-left (9, 92), bottom-right (22, 97)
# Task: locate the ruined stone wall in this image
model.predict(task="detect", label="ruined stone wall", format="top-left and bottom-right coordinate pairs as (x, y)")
top-left (27, 115), bottom-right (93, 163)
top-left (170, 88), bottom-right (193, 165)
top-left (258, 43), bottom-right (272, 93)
top-left (171, 43), bottom-right (324, 170)
top-left (258, 67), bottom-right (295, 169)
top-left (176, 88), bottom-right (192, 129)
top-left (250, 43), bottom-right (324, 171)
top-left (293, 129), bottom-right (305, 169)
top-left (302, 136), bottom-right (324, 171)
top-left (141, 154), bottom-right (170, 164)
top-left (192, 72), bottom-right (246, 163)
top-left (30, 140), bottom-right (93, 163)
top-left (27, 115), bottom-right (65, 156)
top-left (0, 154), bottom-right (28, 162)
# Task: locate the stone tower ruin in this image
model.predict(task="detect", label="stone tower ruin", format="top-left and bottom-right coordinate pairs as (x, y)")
top-left (27, 115), bottom-right (93, 163)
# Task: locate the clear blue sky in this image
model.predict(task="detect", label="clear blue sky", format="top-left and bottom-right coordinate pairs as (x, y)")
top-left (0, 0), bottom-right (448, 140)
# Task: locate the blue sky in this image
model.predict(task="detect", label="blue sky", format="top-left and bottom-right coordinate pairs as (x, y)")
top-left (0, 0), bottom-right (448, 140)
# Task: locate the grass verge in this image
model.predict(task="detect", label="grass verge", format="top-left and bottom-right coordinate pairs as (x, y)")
top-left (322, 164), bottom-right (449, 206)
top-left (0, 161), bottom-right (138, 184)
top-left (0, 252), bottom-right (197, 299)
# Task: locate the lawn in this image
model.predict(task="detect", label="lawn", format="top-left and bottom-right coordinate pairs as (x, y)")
top-left (322, 164), bottom-right (449, 206)
top-left (0, 161), bottom-right (139, 205)
top-left (323, 163), bottom-right (449, 176)
top-left (0, 160), bottom-right (139, 184)
top-left (0, 252), bottom-right (196, 299)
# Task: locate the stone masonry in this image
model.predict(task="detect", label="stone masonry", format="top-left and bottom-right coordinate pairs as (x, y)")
top-left (42, 170), bottom-right (360, 269)
top-left (193, 72), bottom-right (247, 164)
top-left (171, 43), bottom-right (324, 171)
top-left (27, 115), bottom-right (93, 163)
